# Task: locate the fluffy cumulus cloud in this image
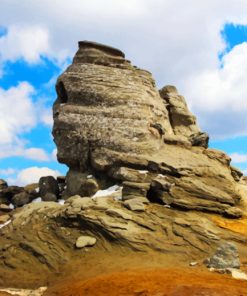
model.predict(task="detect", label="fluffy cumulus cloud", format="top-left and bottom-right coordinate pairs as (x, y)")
top-left (0, 82), bottom-right (35, 145)
top-left (14, 167), bottom-right (61, 186)
top-left (0, 25), bottom-right (50, 65)
top-left (0, 82), bottom-right (52, 160)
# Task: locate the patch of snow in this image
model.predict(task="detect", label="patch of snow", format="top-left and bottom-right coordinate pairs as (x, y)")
top-left (92, 185), bottom-right (122, 199)
top-left (163, 205), bottom-right (171, 208)
top-left (9, 203), bottom-right (14, 209)
top-left (32, 197), bottom-right (42, 203)
top-left (87, 175), bottom-right (93, 179)
top-left (138, 170), bottom-right (148, 174)
top-left (0, 220), bottom-right (11, 229)
top-left (35, 187), bottom-right (39, 193)
top-left (58, 199), bottom-right (65, 205)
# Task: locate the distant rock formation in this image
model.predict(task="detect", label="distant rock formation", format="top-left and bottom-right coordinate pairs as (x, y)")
top-left (52, 41), bottom-right (244, 217)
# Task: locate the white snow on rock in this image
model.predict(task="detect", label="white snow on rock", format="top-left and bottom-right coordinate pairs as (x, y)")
top-left (58, 199), bottom-right (65, 205)
top-left (32, 197), bottom-right (42, 203)
top-left (9, 203), bottom-right (14, 209)
top-left (87, 175), bottom-right (93, 179)
top-left (92, 185), bottom-right (122, 200)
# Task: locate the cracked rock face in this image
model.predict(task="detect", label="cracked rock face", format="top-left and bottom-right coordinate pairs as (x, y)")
top-left (52, 41), bottom-right (244, 217)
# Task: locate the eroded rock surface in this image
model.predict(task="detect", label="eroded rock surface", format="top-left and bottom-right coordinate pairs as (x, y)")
top-left (0, 195), bottom-right (247, 287)
top-left (52, 41), bottom-right (245, 217)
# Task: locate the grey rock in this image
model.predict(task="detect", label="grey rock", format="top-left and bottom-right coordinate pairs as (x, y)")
top-left (75, 235), bottom-right (97, 248)
top-left (39, 176), bottom-right (59, 198)
top-left (0, 186), bottom-right (24, 203)
top-left (65, 170), bottom-right (99, 198)
top-left (189, 132), bottom-right (209, 148)
top-left (42, 193), bottom-right (58, 202)
top-left (206, 242), bottom-right (240, 269)
top-left (230, 166), bottom-right (243, 182)
top-left (12, 191), bottom-right (30, 207)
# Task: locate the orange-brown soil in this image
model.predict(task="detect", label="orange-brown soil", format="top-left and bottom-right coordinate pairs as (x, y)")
top-left (45, 268), bottom-right (247, 296)
top-left (212, 215), bottom-right (247, 237)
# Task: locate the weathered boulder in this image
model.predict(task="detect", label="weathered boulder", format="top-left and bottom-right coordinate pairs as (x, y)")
top-left (42, 193), bottom-right (58, 202)
top-left (52, 41), bottom-right (244, 217)
top-left (64, 170), bottom-right (99, 198)
top-left (206, 242), bottom-right (240, 269)
top-left (39, 176), bottom-right (59, 198)
top-left (12, 191), bottom-right (30, 207)
top-left (0, 186), bottom-right (24, 204)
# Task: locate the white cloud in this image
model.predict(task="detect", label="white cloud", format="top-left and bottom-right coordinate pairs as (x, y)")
top-left (0, 168), bottom-right (16, 176)
top-left (51, 148), bottom-right (57, 161)
top-left (14, 167), bottom-right (61, 186)
top-left (230, 152), bottom-right (247, 163)
top-left (23, 148), bottom-right (50, 161)
top-left (40, 108), bottom-right (53, 127)
top-left (0, 25), bottom-right (50, 65)
top-left (0, 82), bottom-right (54, 161)
top-left (0, 82), bottom-right (36, 146)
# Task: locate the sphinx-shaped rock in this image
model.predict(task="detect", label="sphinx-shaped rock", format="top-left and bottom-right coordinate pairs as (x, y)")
top-left (52, 41), bottom-right (244, 217)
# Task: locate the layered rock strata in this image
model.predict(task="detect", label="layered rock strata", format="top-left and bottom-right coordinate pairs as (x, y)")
top-left (52, 41), bottom-right (244, 217)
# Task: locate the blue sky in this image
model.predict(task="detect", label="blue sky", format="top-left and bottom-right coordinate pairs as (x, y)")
top-left (0, 1), bottom-right (247, 185)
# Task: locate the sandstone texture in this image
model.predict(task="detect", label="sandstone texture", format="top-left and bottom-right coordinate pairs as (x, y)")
top-left (52, 41), bottom-right (245, 217)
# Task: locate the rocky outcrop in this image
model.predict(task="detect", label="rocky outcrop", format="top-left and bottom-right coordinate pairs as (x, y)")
top-left (0, 195), bottom-right (247, 287)
top-left (52, 41), bottom-right (244, 217)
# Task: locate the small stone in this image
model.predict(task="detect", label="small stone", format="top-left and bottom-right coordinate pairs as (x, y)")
top-left (75, 236), bottom-right (97, 248)
top-left (189, 262), bottom-right (198, 266)
top-left (123, 199), bottom-right (145, 212)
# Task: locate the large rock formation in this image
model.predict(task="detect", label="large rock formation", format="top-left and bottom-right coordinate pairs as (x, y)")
top-left (1, 41), bottom-right (247, 291)
top-left (53, 41), bottom-right (244, 217)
